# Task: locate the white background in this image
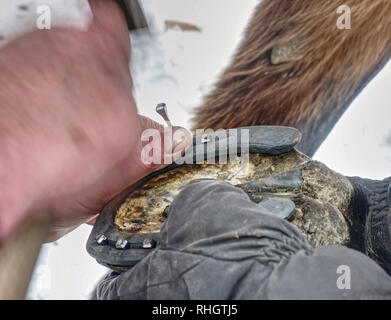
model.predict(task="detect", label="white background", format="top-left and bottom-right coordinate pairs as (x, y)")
top-left (0, 0), bottom-right (390, 299)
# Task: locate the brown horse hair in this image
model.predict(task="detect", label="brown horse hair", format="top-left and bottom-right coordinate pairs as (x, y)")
top-left (192, 0), bottom-right (391, 156)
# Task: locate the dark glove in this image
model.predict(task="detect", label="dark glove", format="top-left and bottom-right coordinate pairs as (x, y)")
top-left (95, 179), bottom-right (391, 300)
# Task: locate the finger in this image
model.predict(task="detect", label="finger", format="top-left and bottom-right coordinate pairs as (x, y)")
top-left (138, 115), bottom-right (166, 133)
top-left (171, 126), bottom-right (193, 160)
top-left (137, 115), bottom-right (193, 170)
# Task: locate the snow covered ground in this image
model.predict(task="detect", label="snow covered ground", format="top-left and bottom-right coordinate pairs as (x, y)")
top-left (0, 0), bottom-right (390, 299)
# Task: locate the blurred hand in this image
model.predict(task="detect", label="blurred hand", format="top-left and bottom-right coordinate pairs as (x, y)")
top-left (0, 0), bottom-right (191, 242)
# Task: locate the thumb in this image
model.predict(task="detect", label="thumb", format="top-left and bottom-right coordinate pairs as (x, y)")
top-left (137, 116), bottom-right (193, 172)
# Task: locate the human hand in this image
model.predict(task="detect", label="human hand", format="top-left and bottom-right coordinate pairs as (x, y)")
top-left (0, 0), bottom-right (191, 242)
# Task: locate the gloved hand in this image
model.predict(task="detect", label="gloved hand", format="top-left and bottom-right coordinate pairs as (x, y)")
top-left (95, 179), bottom-right (391, 300)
